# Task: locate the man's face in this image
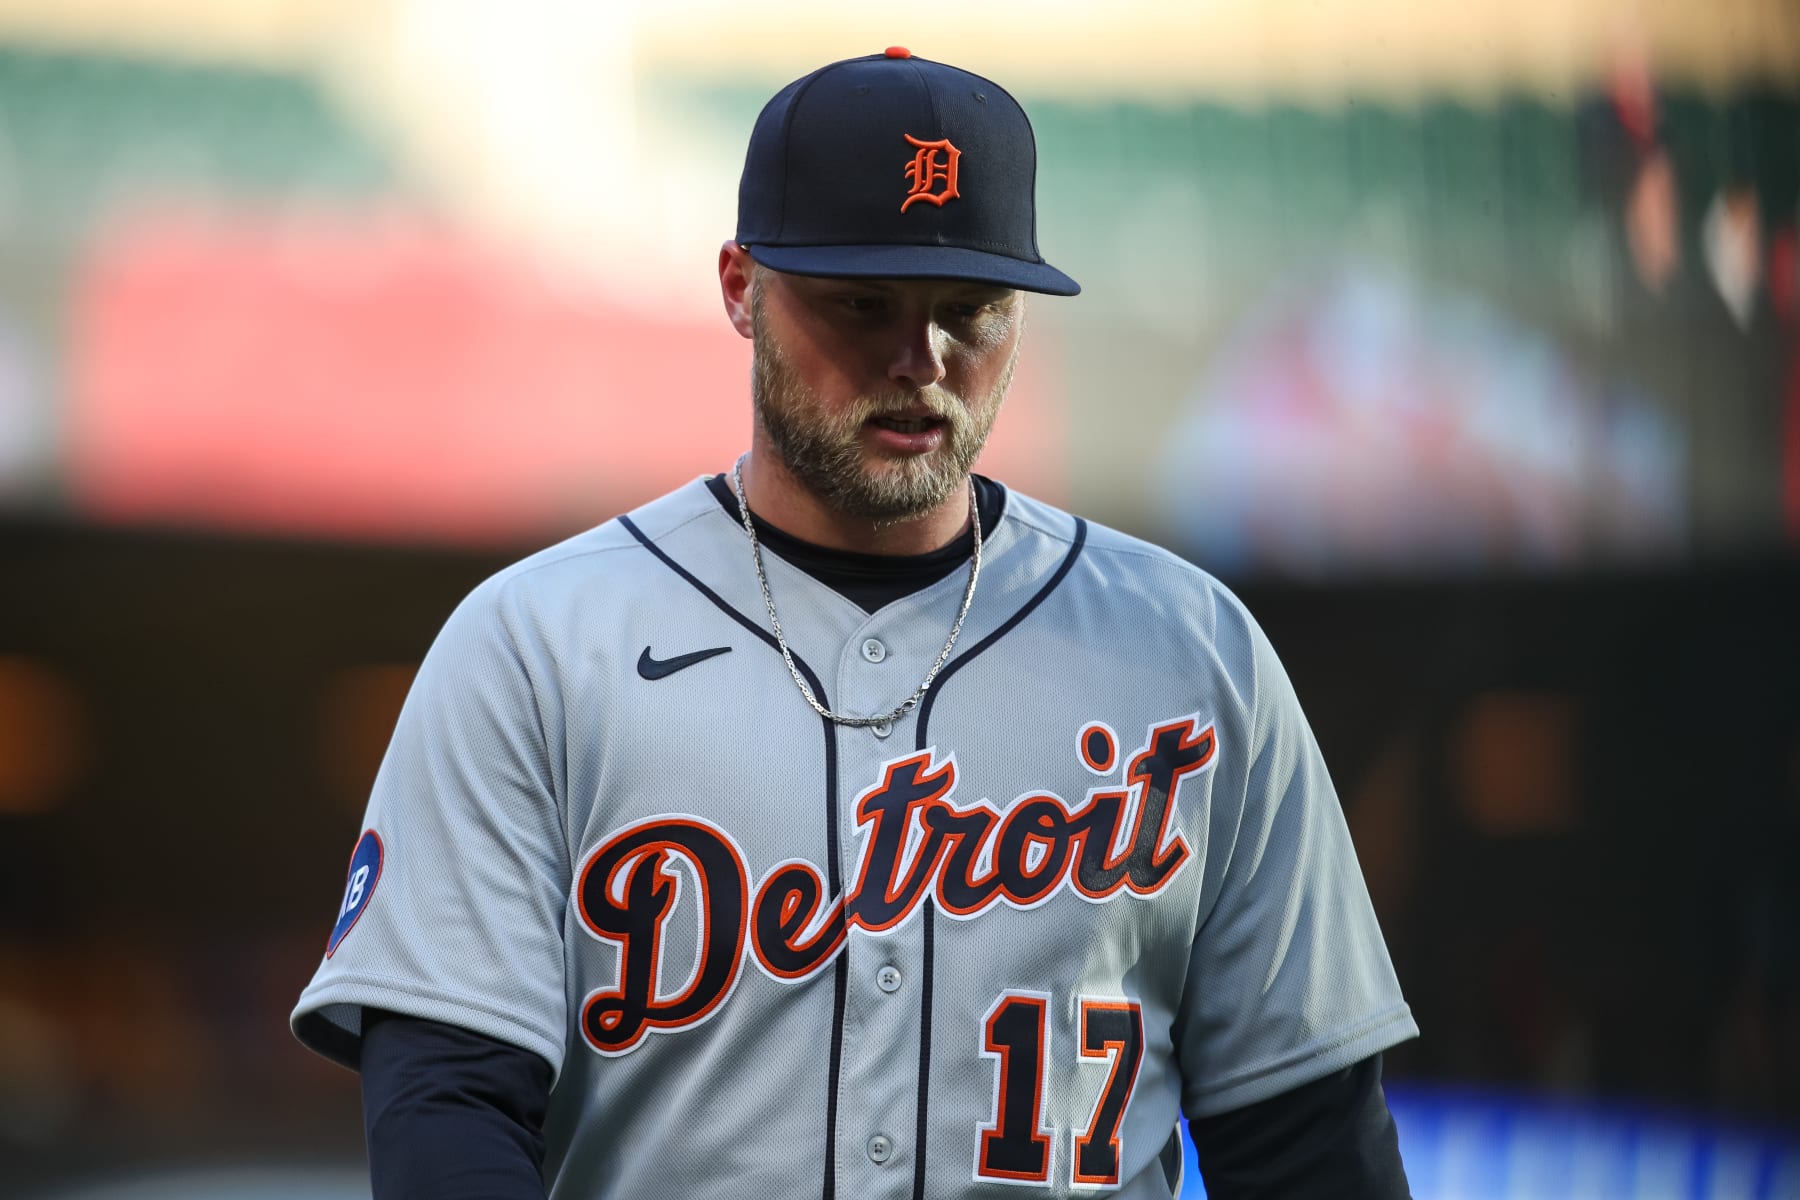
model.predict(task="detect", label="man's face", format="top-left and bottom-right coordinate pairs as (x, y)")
top-left (749, 269), bottom-right (1024, 522)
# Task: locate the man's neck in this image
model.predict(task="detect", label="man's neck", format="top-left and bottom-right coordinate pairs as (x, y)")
top-left (737, 450), bottom-right (973, 557)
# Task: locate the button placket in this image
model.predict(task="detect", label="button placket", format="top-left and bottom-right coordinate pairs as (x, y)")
top-left (837, 623), bottom-right (929, 1188)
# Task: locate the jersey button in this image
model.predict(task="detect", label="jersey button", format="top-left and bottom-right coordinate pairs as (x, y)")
top-left (877, 964), bottom-right (902, 992)
top-left (861, 638), bottom-right (887, 663)
top-left (872, 720), bottom-right (893, 738)
top-left (866, 1134), bottom-right (894, 1164)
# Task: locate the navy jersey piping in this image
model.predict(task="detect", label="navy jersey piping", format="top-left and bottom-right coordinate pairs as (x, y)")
top-left (908, 518), bottom-right (1088, 1200)
top-left (616, 514), bottom-right (848, 1200)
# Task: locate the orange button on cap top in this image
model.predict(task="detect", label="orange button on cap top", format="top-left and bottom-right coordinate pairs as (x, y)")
top-left (884, 46), bottom-right (912, 59)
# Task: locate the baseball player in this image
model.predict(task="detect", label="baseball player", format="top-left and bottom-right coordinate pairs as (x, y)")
top-left (293, 49), bottom-right (1418, 1199)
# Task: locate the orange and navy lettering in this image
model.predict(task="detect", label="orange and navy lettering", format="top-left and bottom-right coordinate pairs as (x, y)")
top-left (1121, 718), bottom-right (1215, 893)
top-left (847, 752), bottom-right (960, 932)
top-left (972, 993), bottom-right (1148, 1187)
top-left (1079, 722), bottom-right (1119, 774)
top-left (976, 992), bottom-right (1054, 1183)
top-left (902, 134), bottom-right (961, 212)
top-left (572, 716), bottom-right (1217, 1055)
top-left (575, 818), bottom-right (750, 1056)
top-left (751, 859), bottom-right (847, 982)
top-left (1072, 998), bottom-right (1146, 1187)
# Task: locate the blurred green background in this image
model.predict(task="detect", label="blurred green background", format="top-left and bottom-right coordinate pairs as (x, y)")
top-left (1, 2), bottom-right (1797, 1196)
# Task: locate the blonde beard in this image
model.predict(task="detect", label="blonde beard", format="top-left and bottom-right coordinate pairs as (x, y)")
top-left (749, 288), bottom-right (1018, 522)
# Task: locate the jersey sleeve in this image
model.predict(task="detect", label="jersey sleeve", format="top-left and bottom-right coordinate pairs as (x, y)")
top-left (1175, 600), bottom-right (1417, 1118)
top-left (292, 573), bottom-right (573, 1081)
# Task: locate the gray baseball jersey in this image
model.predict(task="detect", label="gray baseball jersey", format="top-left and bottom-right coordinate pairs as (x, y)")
top-left (293, 476), bottom-right (1417, 1198)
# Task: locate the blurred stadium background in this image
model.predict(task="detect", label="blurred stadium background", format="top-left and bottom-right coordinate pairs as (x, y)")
top-left (1, 1), bottom-right (1797, 1196)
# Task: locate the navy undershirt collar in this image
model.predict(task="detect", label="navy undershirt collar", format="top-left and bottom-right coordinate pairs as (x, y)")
top-left (703, 473), bottom-right (1005, 614)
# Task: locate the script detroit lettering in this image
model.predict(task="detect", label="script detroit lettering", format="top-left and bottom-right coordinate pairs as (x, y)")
top-left (576, 716), bottom-right (1216, 1056)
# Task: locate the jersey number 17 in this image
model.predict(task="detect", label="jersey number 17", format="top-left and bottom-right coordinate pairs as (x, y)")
top-left (977, 992), bottom-right (1145, 1188)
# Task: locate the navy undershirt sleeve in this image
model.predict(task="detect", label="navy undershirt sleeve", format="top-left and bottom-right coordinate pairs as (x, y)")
top-left (360, 1008), bottom-right (551, 1200)
top-left (1189, 1052), bottom-right (1410, 1198)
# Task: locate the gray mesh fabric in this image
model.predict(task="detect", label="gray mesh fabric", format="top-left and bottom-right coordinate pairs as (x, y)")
top-left (293, 477), bottom-right (1416, 1198)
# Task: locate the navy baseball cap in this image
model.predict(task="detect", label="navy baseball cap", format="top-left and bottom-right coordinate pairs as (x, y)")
top-left (736, 48), bottom-right (1079, 296)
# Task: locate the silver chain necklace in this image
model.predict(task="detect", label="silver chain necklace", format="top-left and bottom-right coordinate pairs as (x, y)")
top-left (731, 455), bottom-right (982, 728)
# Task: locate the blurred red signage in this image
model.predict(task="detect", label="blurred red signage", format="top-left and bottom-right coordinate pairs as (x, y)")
top-left (69, 213), bottom-right (1065, 545)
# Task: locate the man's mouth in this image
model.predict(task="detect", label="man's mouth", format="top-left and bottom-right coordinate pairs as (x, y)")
top-left (871, 415), bottom-right (943, 434)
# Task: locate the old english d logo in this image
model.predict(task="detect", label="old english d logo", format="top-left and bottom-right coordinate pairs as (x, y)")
top-left (902, 134), bottom-right (960, 212)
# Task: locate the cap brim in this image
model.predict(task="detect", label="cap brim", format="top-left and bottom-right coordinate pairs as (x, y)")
top-left (746, 243), bottom-right (1079, 296)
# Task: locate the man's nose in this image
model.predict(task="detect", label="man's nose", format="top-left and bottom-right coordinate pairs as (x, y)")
top-left (887, 320), bottom-right (947, 392)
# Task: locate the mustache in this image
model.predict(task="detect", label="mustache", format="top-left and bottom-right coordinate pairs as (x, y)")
top-left (847, 389), bottom-right (964, 422)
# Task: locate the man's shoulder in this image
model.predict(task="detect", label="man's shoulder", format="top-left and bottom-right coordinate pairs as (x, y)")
top-left (1001, 487), bottom-right (1297, 727)
top-left (1001, 486), bottom-right (1241, 604)
top-left (461, 478), bottom-right (727, 613)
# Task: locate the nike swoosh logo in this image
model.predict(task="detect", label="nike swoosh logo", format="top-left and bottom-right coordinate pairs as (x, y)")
top-left (637, 645), bottom-right (732, 680)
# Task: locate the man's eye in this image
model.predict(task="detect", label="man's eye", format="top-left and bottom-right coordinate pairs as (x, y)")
top-left (839, 295), bottom-right (885, 313)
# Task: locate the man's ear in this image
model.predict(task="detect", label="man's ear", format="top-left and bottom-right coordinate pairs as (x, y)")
top-left (718, 241), bottom-right (757, 339)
